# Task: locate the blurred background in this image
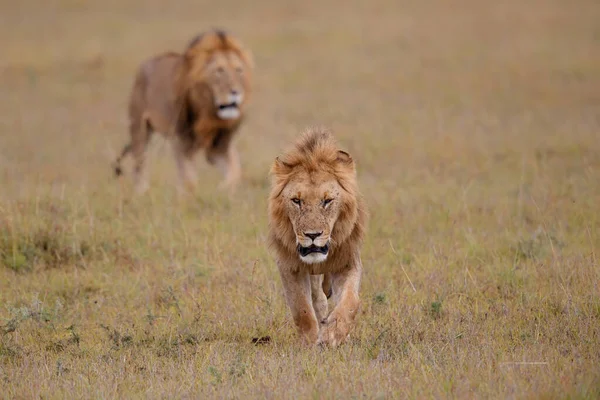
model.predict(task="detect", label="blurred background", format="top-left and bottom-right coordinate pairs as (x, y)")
top-left (1, 0), bottom-right (598, 197)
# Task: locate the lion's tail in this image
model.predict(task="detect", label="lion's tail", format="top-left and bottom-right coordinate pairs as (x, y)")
top-left (112, 143), bottom-right (132, 177)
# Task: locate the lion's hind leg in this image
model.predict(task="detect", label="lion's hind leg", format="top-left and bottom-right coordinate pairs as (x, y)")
top-left (172, 141), bottom-right (198, 196)
top-left (113, 143), bottom-right (132, 177)
top-left (130, 117), bottom-right (154, 194)
top-left (205, 129), bottom-right (241, 192)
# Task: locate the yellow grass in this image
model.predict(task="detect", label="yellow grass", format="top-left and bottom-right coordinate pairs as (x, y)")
top-left (1, 0), bottom-right (599, 398)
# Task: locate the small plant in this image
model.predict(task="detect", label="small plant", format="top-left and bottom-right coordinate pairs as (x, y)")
top-left (208, 366), bottom-right (222, 384)
top-left (514, 227), bottom-right (562, 261)
top-left (0, 342), bottom-right (20, 360)
top-left (100, 324), bottom-right (133, 349)
top-left (429, 301), bottom-right (443, 320)
top-left (2, 296), bottom-right (56, 334)
top-left (374, 292), bottom-right (387, 304)
top-left (2, 251), bottom-right (28, 272)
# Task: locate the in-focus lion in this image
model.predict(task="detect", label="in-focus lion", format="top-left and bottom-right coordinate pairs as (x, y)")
top-left (268, 128), bottom-right (368, 346)
top-left (113, 29), bottom-right (253, 194)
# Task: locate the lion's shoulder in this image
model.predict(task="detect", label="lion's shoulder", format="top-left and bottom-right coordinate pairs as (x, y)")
top-left (139, 52), bottom-right (182, 76)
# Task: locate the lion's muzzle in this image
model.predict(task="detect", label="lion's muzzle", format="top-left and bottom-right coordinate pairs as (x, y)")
top-left (297, 243), bottom-right (329, 257)
top-left (297, 242), bottom-right (330, 264)
top-left (216, 91), bottom-right (243, 120)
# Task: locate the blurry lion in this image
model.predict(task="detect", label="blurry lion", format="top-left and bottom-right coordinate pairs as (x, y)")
top-left (113, 29), bottom-right (253, 193)
top-left (268, 127), bottom-right (368, 346)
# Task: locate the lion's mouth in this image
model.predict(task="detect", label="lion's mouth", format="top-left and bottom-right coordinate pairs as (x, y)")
top-left (216, 103), bottom-right (241, 120)
top-left (218, 102), bottom-right (238, 110)
top-left (216, 92), bottom-right (244, 120)
top-left (297, 243), bottom-right (329, 257)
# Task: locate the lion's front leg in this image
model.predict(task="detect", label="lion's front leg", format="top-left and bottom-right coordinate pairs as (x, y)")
top-left (172, 141), bottom-right (198, 195)
top-left (318, 255), bottom-right (362, 347)
top-left (207, 144), bottom-right (241, 192)
top-left (205, 127), bottom-right (241, 192)
top-left (310, 275), bottom-right (328, 323)
top-left (278, 264), bottom-right (319, 344)
top-left (217, 145), bottom-right (241, 191)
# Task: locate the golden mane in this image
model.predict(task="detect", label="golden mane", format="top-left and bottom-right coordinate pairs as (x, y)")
top-left (183, 29), bottom-right (253, 75)
top-left (270, 128), bottom-right (359, 198)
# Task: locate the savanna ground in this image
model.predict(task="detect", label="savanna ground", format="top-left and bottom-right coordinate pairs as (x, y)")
top-left (1, 0), bottom-right (599, 398)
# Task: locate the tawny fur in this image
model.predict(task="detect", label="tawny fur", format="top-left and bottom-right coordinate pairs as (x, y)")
top-left (113, 29), bottom-right (253, 194)
top-left (268, 127), bottom-right (367, 346)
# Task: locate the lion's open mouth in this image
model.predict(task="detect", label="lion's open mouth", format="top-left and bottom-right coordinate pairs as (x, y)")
top-left (216, 103), bottom-right (241, 120)
top-left (297, 243), bottom-right (329, 257)
top-left (218, 102), bottom-right (238, 110)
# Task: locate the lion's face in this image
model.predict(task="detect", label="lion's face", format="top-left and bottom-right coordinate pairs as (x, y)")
top-left (182, 31), bottom-right (253, 121)
top-left (269, 129), bottom-right (363, 268)
top-left (281, 170), bottom-right (345, 264)
top-left (201, 51), bottom-right (250, 120)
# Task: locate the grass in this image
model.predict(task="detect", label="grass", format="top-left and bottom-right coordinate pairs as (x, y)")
top-left (1, 0), bottom-right (599, 398)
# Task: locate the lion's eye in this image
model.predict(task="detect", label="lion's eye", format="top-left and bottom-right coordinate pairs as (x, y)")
top-left (323, 198), bottom-right (333, 207)
top-left (216, 66), bottom-right (225, 74)
top-left (291, 198), bottom-right (302, 206)
top-left (235, 67), bottom-right (244, 75)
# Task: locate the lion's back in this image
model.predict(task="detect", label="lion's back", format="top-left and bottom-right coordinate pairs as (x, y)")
top-left (128, 52), bottom-right (182, 134)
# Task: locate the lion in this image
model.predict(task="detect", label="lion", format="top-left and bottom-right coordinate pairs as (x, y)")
top-left (268, 127), bottom-right (368, 346)
top-left (112, 29), bottom-right (253, 194)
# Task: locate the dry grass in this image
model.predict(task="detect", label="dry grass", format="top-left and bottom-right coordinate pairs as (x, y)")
top-left (1, 0), bottom-right (599, 398)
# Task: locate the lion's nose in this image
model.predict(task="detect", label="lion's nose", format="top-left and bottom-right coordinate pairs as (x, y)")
top-left (229, 90), bottom-right (243, 104)
top-left (304, 232), bottom-right (323, 241)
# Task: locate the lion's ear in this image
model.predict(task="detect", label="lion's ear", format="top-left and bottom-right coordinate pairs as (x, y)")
top-left (272, 157), bottom-right (294, 174)
top-left (336, 150), bottom-right (354, 166)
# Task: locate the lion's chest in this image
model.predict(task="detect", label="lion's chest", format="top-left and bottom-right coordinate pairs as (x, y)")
top-left (187, 116), bottom-right (242, 149)
top-left (300, 255), bottom-right (347, 275)
top-left (307, 266), bottom-right (330, 275)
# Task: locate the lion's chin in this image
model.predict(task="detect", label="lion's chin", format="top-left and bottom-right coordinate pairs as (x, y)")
top-left (297, 243), bottom-right (329, 264)
top-left (299, 252), bottom-right (328, 264)
top-left (217, 105), bottom-right (241, 120)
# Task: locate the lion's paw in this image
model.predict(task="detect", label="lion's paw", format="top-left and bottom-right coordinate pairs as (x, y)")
top-left (317, 321), bottom-right (350, 348)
